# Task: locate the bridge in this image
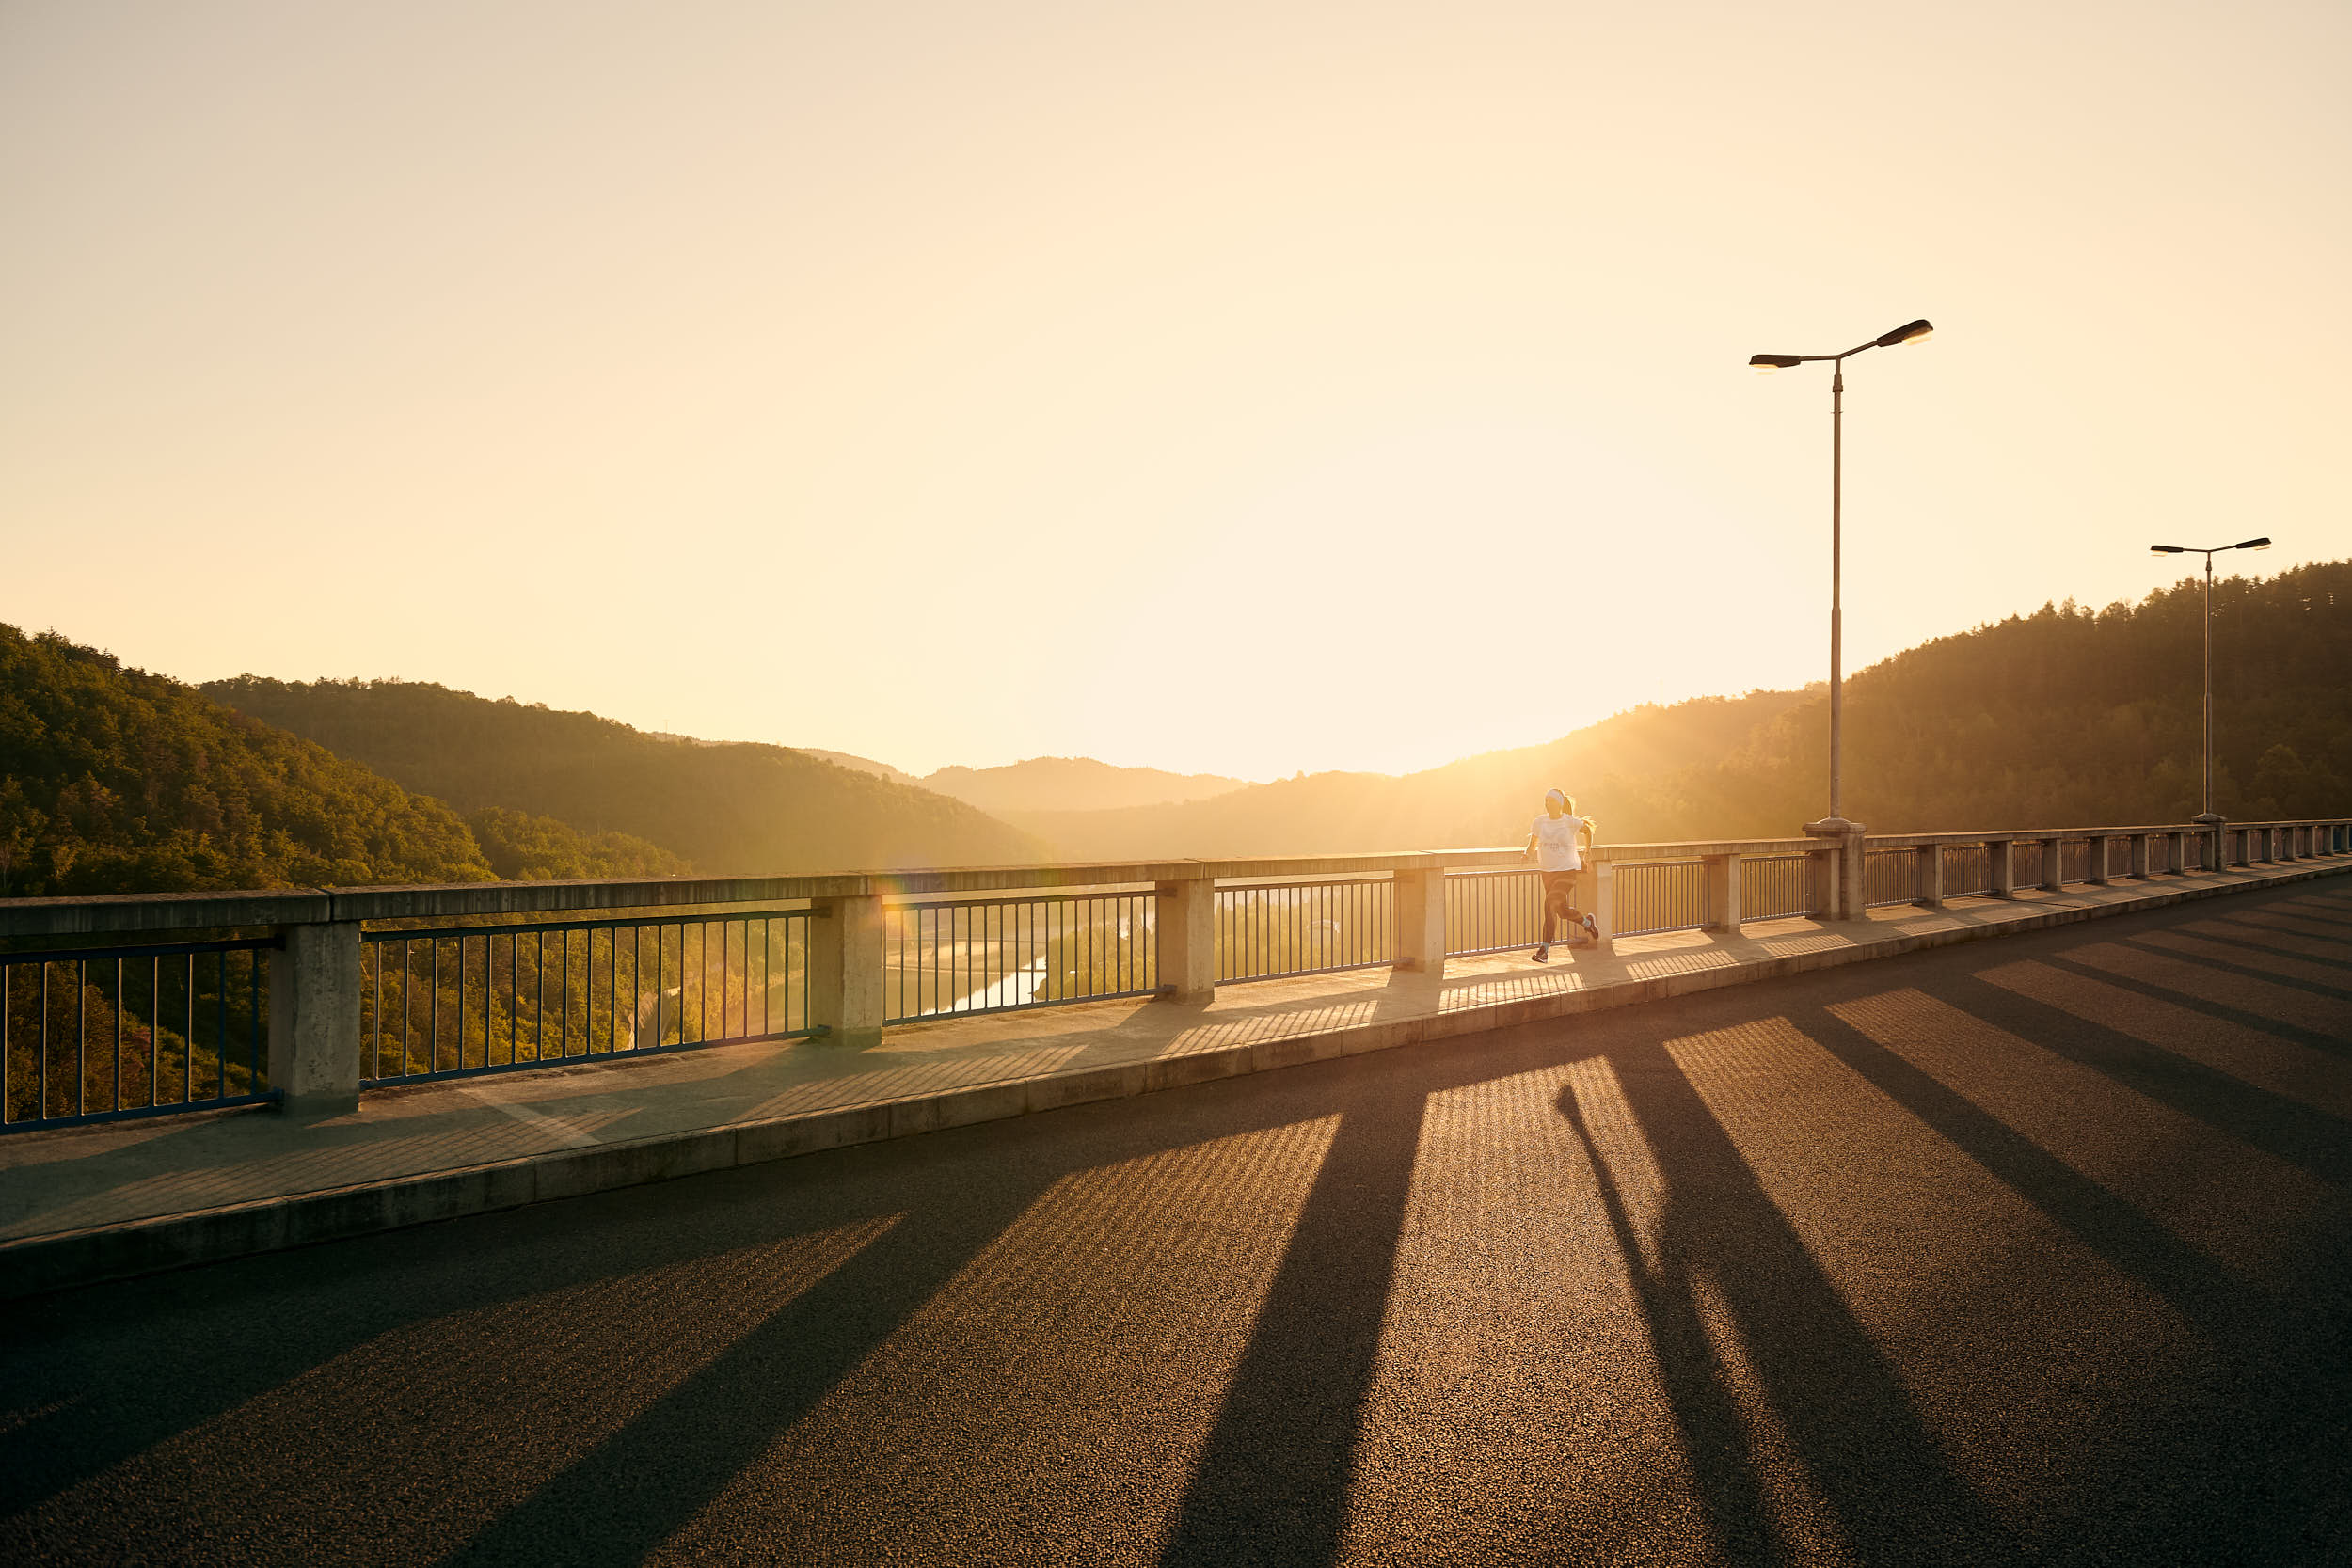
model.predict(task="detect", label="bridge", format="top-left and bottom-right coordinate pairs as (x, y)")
top-left (2, 819), bottom-right (2348, 1562)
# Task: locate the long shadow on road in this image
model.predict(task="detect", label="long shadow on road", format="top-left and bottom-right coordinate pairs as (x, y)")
top-left (1560, 1055), bottom-right (2019, 1567)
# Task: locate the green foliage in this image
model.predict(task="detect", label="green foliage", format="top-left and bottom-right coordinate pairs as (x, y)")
top-left (202, 676), bottom-right (1044, 876)
top-left (1685, 560), bottom-right (2352, 833)
top-left (465, 807), bottom-right (689, 881)
top-left (1009, 561), bottom-right (2352, 857)
top-left (0, 626), bottom-right (492, 896)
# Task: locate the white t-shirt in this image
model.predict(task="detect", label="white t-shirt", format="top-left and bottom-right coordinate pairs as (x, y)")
top-left (1532, 814), bottom-right (1587, 873)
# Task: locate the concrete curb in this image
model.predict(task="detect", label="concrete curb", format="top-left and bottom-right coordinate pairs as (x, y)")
top-left (6, 862), bottom-right (2344, 1300)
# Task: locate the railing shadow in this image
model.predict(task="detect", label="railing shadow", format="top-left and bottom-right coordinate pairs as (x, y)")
top-left (1155, 1085), bottom-right (1426, 1566)
top-left (1554, 1058), bottom-right (2017, 1566)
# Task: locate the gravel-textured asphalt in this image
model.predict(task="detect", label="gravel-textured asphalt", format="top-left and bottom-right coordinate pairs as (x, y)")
top-left (5, 880), bottom-right (2349, 1567)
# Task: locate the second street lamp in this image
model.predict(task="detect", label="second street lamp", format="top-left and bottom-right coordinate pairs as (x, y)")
top-left (1748, 317), bottom-right (1933, 916)
top-left (2150, 535), bottom-right (2271, 838)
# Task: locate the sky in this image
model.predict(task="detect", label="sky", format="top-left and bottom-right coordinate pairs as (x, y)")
top-left (3, 1), bottom-right (2347, 782)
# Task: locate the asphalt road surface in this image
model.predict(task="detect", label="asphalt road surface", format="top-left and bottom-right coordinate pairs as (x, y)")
top-left (6, 879), bottom-right (2350, 1566)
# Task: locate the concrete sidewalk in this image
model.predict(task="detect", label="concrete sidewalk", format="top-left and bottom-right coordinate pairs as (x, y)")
top-left (5, 856), bottom-right (2345, 1298)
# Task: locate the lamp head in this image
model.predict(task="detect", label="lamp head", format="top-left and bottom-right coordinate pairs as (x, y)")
top-left (2233, 537), bottom-right (2272, 551)
top-left (1749, 354), bottom-right (1803, 372)
top-left (2150, 545), bottom-right (2187, 554)
top-left (1874, 318), bottom-right (1934, 348)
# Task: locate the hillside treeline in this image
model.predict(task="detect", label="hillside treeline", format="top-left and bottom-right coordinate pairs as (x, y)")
top-left (0, 626), bottom-right (695, 897)
top-left (0, 626), bottom-right (491, 895)
top-left (1692, 558), bottom-right (2352, 834)
top-left (1011, 561), bottom-right (2352, 859)
top-left (202, 676), bottom-right (1042, 876)
top-left (1003, 689), bottom-right (1812, 859)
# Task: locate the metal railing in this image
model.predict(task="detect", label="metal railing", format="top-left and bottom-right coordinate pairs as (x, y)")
top-left (1864, 848), bottom-right (1920, 908)
top-left (1445, 868), bottom-right (1544, 956)
top-left (3, 937), bottom-right (278, 1132)
top-left (3, 816), bottom-right (2344, 1127)
top-left (883, 890), bottom-right (1154, 1024)
top-left (1216, 878), bottom-right (1391, 983)
top-left (1743, 854), bottom-right (1816, 921)
top-left (1941, 844), bottom-right (1992, 895)
top-left (1612, 861), bottom-right (1711, 936)
top-left (361, 910), bottom-right (814, 1085)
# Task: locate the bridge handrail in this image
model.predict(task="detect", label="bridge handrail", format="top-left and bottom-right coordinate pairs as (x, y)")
top-left (5, 816), bottom-right (2347, 1132)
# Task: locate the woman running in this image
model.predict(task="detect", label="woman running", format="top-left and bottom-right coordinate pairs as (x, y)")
top-left (1523, 788), bottom-right (1597, 962)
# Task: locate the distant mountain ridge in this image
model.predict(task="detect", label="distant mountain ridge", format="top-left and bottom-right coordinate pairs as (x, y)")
top-left (0, 626), bottom-right (493, 895)
top-left (999, 690), bottom-right (1809, 861)
top-left (788, 749), bottom-right (1250, 814)
top-left (203, 677), bottom-right (1043, 877)
top-left (922, 757), bottom-right (1250, 815)
top-left (997, 561), bottom-right (2352, 860)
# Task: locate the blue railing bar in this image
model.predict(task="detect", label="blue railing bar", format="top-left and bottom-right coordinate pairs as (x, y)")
top-left (358, 1024), bottom-right (825, 1088)
top-left (2, 1088), bottom-right (283, 1136)
top-left (884, 891), bottom-right (1154, 914)
top-left (0, 936), bottom-right (282, 965)
top-left (358, 908), bottom-right (815, 943)
top-left (882, 984), bottom-right (1156, 1029)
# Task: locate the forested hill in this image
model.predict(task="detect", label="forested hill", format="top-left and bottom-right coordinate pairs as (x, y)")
top-left (0, 626), bottom-right (691, 897)
top-left (1002, 560), bottom-right (2352, 859)
top-left (1690, 556), bottom-right (2352, 834)
top-left (0, 626), bottom-right (494, 896)
top-left (203, 677), bottom-right (1044, 876)
top-left (925, 757), bottom-right (1251, 814)
top-left (1003, 689), bottom-right (1812, 859)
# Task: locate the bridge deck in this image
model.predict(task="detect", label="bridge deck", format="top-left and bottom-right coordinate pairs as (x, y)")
top-left (2, 857), bottom-right (2346, 1299)
top-left (3, 874), bottom-right (2347, 1563)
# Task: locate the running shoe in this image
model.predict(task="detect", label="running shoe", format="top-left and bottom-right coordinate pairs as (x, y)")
top-left (1531, 945), bottom-right (1549, 963)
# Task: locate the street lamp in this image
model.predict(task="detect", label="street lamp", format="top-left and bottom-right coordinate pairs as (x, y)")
top-left (2149, 536), bottom-right (2271, 823)
top-left (1747, 319), bottom-right (1933, 890)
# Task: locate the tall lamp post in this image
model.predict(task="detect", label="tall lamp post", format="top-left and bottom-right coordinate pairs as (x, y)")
top-left (2149, 536), bottom-right (2270, 836)
top-left (1749, 317), bottom-right (1933, 915)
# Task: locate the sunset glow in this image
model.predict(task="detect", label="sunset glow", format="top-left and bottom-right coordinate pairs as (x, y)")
top-left (3, 1), bottom-right (2346, 778)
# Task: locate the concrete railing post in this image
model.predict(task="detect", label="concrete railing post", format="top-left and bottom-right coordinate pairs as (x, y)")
top-left (809, 893), bottom-right (885, 1049)
top-left (2039, 837), bottom-right (2064, 892)
top-left (2128, 832), bottom-right (2151, 879)
top-left (2164, 831), bottom-right (2185, 874)
top-left (1807, 844), bottom-right (1839, 920)
top-left (1703, 854), bottom-right (1741, 931)
top-left (1915, 844), bottom-right (1944, 909)
top-left (1838, 831), bottom-right (1867, 920)
top-left (2088, 835), bottom-right (2112, 886)
top-left (1154, 874), bottom-right (1218, 1001)
top-left (1388, 864), bottom-right (1450, 974)
top-left (268, 920), bottom-right (363, 1116)
top-left (2193, 813), bottom-right (2224, 873)
top-left (1986, 838), bottom-right (2015, 899)
top-left (1589, 859), bottom-right (1617, 948)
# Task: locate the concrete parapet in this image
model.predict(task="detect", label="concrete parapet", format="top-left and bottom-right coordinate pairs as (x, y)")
top-left (808, 894), bottom-right (885, 1049)
top-left (267, 921), bottom-right (362, 1115)
top-left (1389, 867), bottom-right (1450, 974)
top-left (1153, 875), bottom-right (1218, 998)
top-left (1588, 861), bottom-right (1617, 946)
top-left (1704, 854), bottom-right (1741, 929)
